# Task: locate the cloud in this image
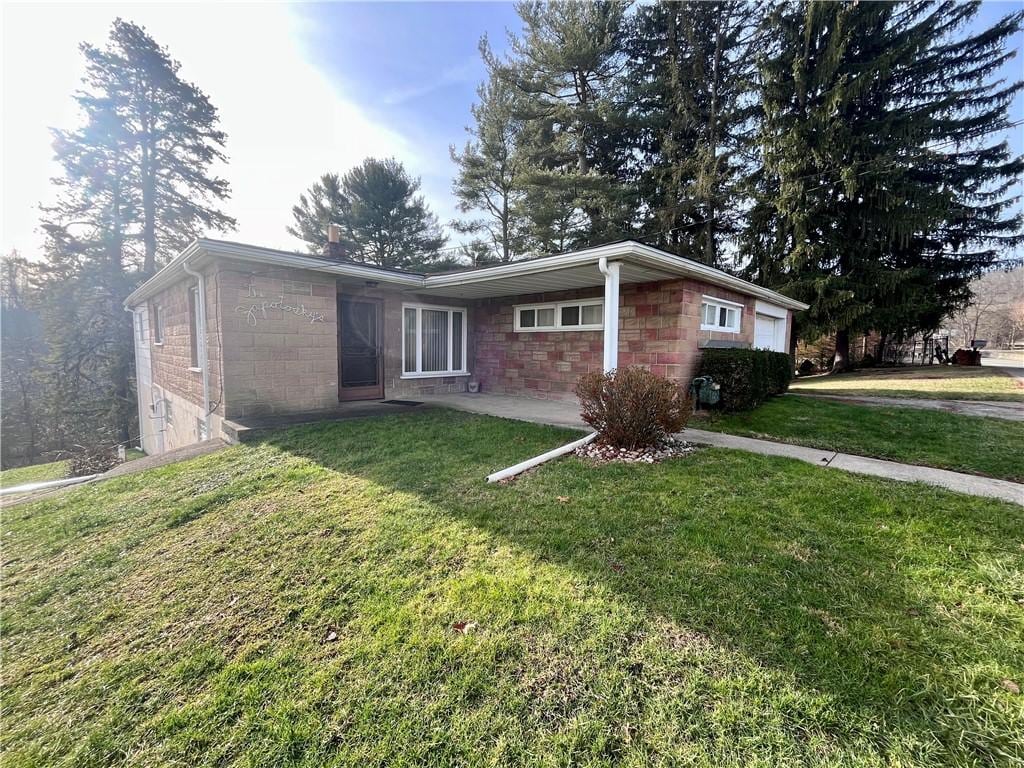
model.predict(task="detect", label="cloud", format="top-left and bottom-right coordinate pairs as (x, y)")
top-left (379, 58), bottom-right (480, 107)
top-left (1, 2), bottom-right (421, 257)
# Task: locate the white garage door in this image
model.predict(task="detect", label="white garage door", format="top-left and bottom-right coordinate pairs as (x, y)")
top-left (755, 313), bottom-right (783, 351)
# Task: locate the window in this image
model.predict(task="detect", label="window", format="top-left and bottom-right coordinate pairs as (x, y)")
top-left (514, 300), bottom-right (603, 332)
top-left (134, 311), bottom-right (147, 346)
top-left (700, 296), bottom-right (743, 333)
top-left (401, 303), bottom-right (468, 377)
top-left (188, 287), bottom-right (202, 369)
top-left (152, 303), bottom-right (164, 344)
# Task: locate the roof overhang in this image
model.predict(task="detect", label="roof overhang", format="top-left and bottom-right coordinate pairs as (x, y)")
top-left (123, 239), bottom-right (422, 307)
top-left (124, 238), bottom-right (809, 312)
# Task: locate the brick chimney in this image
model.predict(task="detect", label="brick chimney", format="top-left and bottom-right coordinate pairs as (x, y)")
top-left (324, 223), bottom-right (346, 261)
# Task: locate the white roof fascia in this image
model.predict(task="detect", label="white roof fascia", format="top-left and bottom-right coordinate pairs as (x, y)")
top-left (422, 241), bottom-right (809, 312)
top-left (124, 239), bottom-right (421, 307)
top-left (125, 238), bottom-right (808, 313)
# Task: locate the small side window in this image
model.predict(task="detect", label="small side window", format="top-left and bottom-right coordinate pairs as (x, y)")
top-left (152, 304), bottom-right (164, 344)
top-left (188, 287), bottom-right (201, 369)
top-left (700, 296), bottom-right (743, 333)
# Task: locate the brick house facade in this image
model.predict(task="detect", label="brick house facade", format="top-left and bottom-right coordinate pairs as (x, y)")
top-left (126, 239), bottom-right (805, 453)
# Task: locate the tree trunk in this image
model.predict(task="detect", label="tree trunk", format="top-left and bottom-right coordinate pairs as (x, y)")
top-left (875, 332), bottom-right (887, 362)
top-left (833, 329), bottom-right (851, 372)
top-left (141, 121), bottom-right (157, 274)
top-left (703, 8), bottom-right (724, 268)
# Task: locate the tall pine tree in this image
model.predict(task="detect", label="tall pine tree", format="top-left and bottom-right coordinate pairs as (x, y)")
top-left (491, 0), bottom-right (633, 250)
top-left (451, 57), bottom-right (530, 263)
top-left (625, 1), bottom-right (759, 267)
top-left (291, 159), bottom-right (447, 270)
top-left (35, 19), bottom-right (236, 448)
top-left (746, 0), bottom-right (1022, 369)
top-left (83, 20), bottom-right (235, 273)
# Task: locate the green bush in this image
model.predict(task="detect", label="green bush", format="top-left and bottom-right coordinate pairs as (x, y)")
top-left (697, 348), bottom-right (793, 411)
top-left (575, 367), bottom-right (691, 448)
top-left (766, 351), bottom-right (794, 395)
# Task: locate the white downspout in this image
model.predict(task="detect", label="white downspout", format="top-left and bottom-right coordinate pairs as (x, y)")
top-left (182, 257), bottom-right (211, 440)
top-left (126, 306), bottom-right (147, 450)
top-left (598, 257), bottom-right (620, 372)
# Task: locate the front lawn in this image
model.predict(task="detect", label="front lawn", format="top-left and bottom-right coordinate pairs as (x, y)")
top-left (790, 365), bottom-right (1024, 402)
top-left (3, 411), bottom-right (1022, 767)
top-left (702, 395), bottom-right (1024, 482)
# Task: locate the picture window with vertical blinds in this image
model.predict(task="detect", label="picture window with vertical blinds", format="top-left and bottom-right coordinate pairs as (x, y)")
top-left (402, 304), bottom-right (467, 377)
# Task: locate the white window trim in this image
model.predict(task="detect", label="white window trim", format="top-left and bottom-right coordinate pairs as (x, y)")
top-left (514, 299), bottom-right (604, 332)
top-left (700, 295), bottom-right (744, 334)
top-left (401, 302), bottom-right (469, 378)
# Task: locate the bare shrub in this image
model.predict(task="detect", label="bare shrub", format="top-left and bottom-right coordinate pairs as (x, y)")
top-left (68, 447), bottom-right (118, 477)
top-left (575, 367), bottom-right (691, 448)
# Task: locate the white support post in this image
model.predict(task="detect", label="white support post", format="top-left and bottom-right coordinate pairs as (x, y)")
top-left (599, 258), bottom-right (620, 372)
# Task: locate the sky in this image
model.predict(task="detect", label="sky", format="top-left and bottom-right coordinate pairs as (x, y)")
top-left (2, 1), bottom-right (1022, 262)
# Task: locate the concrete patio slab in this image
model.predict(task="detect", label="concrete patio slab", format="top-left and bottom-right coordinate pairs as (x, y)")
top-left (416, 393), bottom-right (589, 430)
top-left (222, 400), bottom-right (430, 442)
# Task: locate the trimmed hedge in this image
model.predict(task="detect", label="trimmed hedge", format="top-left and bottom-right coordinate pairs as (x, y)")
top-left (766, 350), bottom-right (794, 396)
top-left (697, 348), bottom-right (793, 412)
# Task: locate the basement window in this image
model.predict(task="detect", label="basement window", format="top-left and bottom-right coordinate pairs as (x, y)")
top-left (402, 303), bottom-right (468, 378)
top-left (152, 303), bottom-right (164, 344)
top-left (514, 300), bottom-right (603, 332)
top-left (700, 296), bottom-right (743, 333)
top-left (188, 287), bottom-right (202, 370)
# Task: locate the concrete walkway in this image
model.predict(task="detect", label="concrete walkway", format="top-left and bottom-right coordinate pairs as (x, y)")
top-left (418, 393), bottom-right (1023, 505)
top-left (787, 392), bottom-right (1024, 422)
top-left (681, 428), bottom-right (1022, 505)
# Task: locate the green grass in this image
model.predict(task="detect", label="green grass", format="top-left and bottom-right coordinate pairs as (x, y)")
top-left (0, 460), bottom-right (68, 488)
top-left (2, 411), bottom-right (1022, 767)
top-left (790, 366), bottom-right (1024, 402)
top-left (701, 395), bottom-right (1024, 482)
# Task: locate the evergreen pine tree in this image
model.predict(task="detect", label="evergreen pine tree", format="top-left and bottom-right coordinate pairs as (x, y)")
top-left (451, 53), bottom-right (530, 263)
top-left (77, 19), bottom-right (235, 274)
top-left (33, 19), bottom-right (237, 449)
top-left (492, 0), bottom-right (633, 249)
top-left (287, 173), bottom-right (352, 255)
top-left (625, 0), bottom-right (759, 266)
top-left (746, 0), bottom-right (1022, 369)
top-left (341, 158), bottom-right (448, 270)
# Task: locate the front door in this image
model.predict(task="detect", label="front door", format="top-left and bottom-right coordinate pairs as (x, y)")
top-left (338, 296), bottom-right (384, 401)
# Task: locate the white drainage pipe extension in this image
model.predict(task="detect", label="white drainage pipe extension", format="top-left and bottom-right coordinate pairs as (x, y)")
top-left (486, 432), bottom-right (597, 484)
top-left (0, 474), bottom-right (99, 496)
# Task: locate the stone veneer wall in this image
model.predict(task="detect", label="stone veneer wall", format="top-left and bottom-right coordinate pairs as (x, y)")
top-left (215, 259), bottom-right (338, 420)
top-left (147, 265), bottom-right (224, 414)
top-left (145, 263), bottom-right (226, 450)
top-left (471, 278), bottom-right (765, 400)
